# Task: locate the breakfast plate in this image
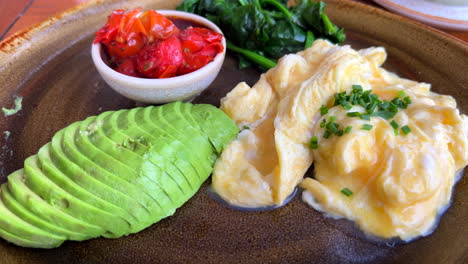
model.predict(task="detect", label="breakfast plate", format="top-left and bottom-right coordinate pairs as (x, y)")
top-left (0, 0), bottom-right (467, 263)
top-left (373, 0), bottom-right (468, 31)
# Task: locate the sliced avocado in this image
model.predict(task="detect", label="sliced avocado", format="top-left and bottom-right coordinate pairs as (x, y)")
top-left (0, 182), bottom-right (65, 248)
top-left (98, 109), bottom-right (184, 204)
top-left (74, 116), bottom-right (163, 214)
top-left (49, 127), bottom-right (148, 235)
top-left (1, 183), bottom-right (85, 240)
top-left (90, 111), bottom-right (173, 216)
top-left (0, 226), bottom-right (51, 249)
top-left (142, 104), bottom-right (213, 181)
top-left (125, 108), bottom-right (195, 195)
top-left (23, 155), bottom-right (117, 236)
top-left (157, 103), bottom-right (215, 174)
top-left (37, 143), bottom-right (132, 237)
top-left (7, 170), bottom-right (97, 239)
top-left (0, 103), bottom-right (239, 248)
top-left (108, 110), bottom-right (187, 200)
top-left (190, 104), bottom-right (239, 154)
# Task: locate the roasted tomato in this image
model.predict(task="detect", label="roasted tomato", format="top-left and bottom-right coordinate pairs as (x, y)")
top-left (95, 8), bottom-right (223, 79)
top-left (179, 27), bottom-right (223, 53)
top-left (136, 36), bottom-right (183, 78)
top-left (115, 58), bottom-right (138, 77)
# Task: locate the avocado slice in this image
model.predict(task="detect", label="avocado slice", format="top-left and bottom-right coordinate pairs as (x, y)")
top-left (142, 104), bottom-right (213, 180)
top-left (0, 185), bottom-right (65, 248)
top-left (57, 123), bottom-right (153, 231)
top-left (125, 108), bottom-right (195, 195)
top-left (6, 170), bottom-right (98, 239)
top-left (1, 183), bottom-right (85, 240)
top-left (0, 103), bottom-right (238, 248)
top-left (74, 116), bottom-right (164, 213)
top-left (89, 111), bottom-right (173, 216)
top-left (37, 143), bottom-right (132, 237)
top-left (23, 155), bottom-right (119, 236)
top-left (0, 225), bottom-right (52, 249)
top-left (190, 104), bottom-right (239, 154)
top-left (108, 110), bottom-right (187, 201)
top-left (94, 110), bottom-right (179, 211)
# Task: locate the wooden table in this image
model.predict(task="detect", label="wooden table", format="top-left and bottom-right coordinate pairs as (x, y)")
top-left (1, 0), bottom-right (467, 43)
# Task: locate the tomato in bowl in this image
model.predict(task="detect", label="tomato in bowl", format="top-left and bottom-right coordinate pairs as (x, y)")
top-left (91, 9), bottom-right (226, 103)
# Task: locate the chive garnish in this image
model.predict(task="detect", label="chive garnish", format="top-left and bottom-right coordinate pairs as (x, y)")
top-left (344, 126), bottom-right (352, 134)
top-left (360, 114), bottom-right (371, 121)
top-left (243, 126), bottom-right (250, 130)
top-left (341, 187), bottom-right (353, 197)
top-left (390, 120), bottom-right (399, 129)
top-left (316, 85), bottom-right (413, 140)
top-left (347, 112), bottom-right (360, 117)
top-left (327, 122), bottom-right (339, 133)
top-left (404, 96), bottom-right (412, 104)
top-left (401, 125), bottom-right (411, 135)
top-left (352, 85), bottom-right (363, 92)
top-left (310, 136), bottom-right (318, 149)
top-left (320, 105), bottom-right (329, 116)
top-left (320, 119), bottom-right (326, 128)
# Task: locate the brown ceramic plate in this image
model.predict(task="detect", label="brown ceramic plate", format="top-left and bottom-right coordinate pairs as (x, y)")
top-left (0, 0), bottom-right (467, 263)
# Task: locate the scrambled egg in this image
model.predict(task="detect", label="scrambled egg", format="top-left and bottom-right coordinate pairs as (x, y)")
top-left (212, 39), bottom-right (468, 240)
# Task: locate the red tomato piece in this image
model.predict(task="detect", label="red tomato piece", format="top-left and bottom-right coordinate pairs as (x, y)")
top-left (179, 27), bottom-right (223, 53)
top-left (115, 58), bottom-right (138, 77)
top-left (105, 36), bottom-right (145, 58)
top-left (136, 36), bottom-right (183, 78)
top-left (178, 53), bottom-right (212, 75)
top-left (198, 42), bottom-right (224, 57)
top-left (94, 9), bottom-right (125, 44)
top-left (138, 10), bottom-right (179, 43)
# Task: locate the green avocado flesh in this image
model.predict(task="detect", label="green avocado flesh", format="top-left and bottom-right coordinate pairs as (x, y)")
top-left (0, 102), bottom-right (238, 248)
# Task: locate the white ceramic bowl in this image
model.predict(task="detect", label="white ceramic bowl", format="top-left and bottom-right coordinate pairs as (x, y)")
top-left (91, 10), bottom-right (226, 104)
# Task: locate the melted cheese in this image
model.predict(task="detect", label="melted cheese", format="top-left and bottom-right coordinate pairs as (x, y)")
top-left (213, 40), bottom-right (468, 240)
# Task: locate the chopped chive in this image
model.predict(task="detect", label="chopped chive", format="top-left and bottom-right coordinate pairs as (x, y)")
top-left (329, 116), bottom-right (337, 122)
top-left (359, 98), bottom-right (367, 107)
top-left (309, 136), bottom-right (318, 149)
top-left (341, 187), bottom-right (353, 197)
top-left (243, 126), bottom-right (250, 130)
top-left (323, 131), bottom-right (331, 139)
top-left (320, 119), bottom-right (327, 128)
top-left (344, 126), bottom-right (352, 134)
top-left (404, 96), bottom-right (412, 104)
top-left (371, 110), bottom-right (396, 120)
top-left (320, 105), bottom-right (329, 116)
top-left (361, 124), bottom-right (373, 130)
top-left (352, 85), bottom-right (363, 92)
top-left (347, 112), bottom-right (360, 117)
top-left (401, 125), bottom-right (411, 135)
top-left (343, 102), bottom-right (352, 110)
top-left (360, 114), bottom-right (371, 121)
top-left (394, 128), bottom-right (399, 136)
top-left (398, 90), bottom-right (405, 98)
top-left (327, 122), bottom-right (339, 133)
top-left (380, 101), bottom-right (389, 110)
top-left (336, 130), bottom-right (344, 136)
top-left (389, 102), bottom-right (398, 112)
top-left (367, 102), bottom-right (378, 113)
top-left (390, 120), bottom-right (399, 129)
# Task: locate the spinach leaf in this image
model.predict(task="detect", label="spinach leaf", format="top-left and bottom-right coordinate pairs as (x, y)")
top-left (177, 0), bottom-right (345, 70)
